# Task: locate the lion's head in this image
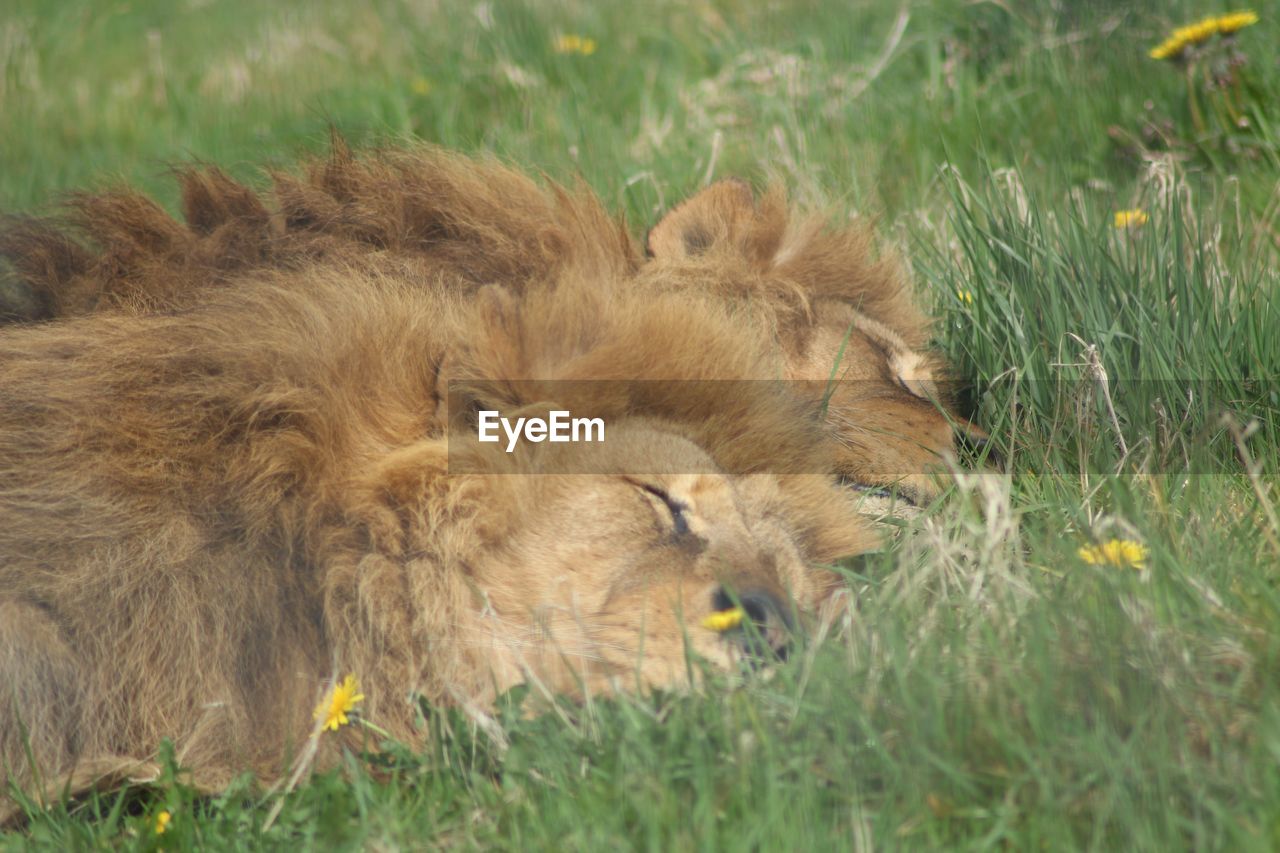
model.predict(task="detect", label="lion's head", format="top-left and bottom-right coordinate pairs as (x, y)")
top-left (644, 179), bottom-right (992, 511)
top-left (421, 433), bottom-right (862, 701)
top-left (334, 279), bottom-right (877, 714)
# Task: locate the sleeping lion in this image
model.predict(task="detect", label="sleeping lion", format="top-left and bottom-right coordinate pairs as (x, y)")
top-left (0, 194), bottom-right (875, 816)
top-left (0, 143), bottom-right (980, 813)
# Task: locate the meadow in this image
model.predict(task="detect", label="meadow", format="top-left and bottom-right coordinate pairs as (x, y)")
top-left (2, 0), bottom-right (1279, 848)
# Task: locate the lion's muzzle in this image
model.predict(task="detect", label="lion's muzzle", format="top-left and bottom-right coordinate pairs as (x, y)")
top-left (710, 586), bottom-right (796, 665)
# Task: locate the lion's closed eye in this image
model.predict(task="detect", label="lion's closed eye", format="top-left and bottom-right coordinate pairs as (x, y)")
top-left (634, 482), bottom-right (691, 537)
top-left (888, 349), bottom-right (939, 401)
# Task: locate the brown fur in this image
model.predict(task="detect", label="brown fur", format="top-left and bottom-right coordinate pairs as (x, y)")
top-left (0, 230), bottom-right (876, 817)
top-left (0, 139), bottom-right (635, 322)
top-left (642, 180), bottom-right (987, 506)
top-left (0, 144), bottom-right (982, 507)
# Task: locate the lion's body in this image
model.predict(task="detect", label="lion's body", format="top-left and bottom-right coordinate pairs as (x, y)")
top-left (0, 144), bottom-right (975, 813)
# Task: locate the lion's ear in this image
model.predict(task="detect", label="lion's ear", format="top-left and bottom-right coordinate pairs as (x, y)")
top-left (646, 179), bottom-right (757, 260)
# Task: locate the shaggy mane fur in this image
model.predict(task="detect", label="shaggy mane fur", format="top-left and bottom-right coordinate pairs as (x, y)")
top-left (0, 140), bottom-right (923, 348)
top-left (1, 140), bottom-right (636, 322)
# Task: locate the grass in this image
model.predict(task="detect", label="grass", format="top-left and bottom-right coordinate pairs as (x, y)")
top-left (2, 0), bottom-right (1279, 848)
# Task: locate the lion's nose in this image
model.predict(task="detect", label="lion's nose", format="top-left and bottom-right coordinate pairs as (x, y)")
top-left (709, 586), bottom-right (796, 663)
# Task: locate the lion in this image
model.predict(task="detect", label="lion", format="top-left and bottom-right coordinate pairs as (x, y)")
top-left (0, 232), bottom-right (877, 817)
top-left (642, 178), bottom-right (991, 510)
top-left (0, 143), bottom-right (988, 514)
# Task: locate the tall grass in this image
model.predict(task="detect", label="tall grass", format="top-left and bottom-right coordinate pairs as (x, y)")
top-left (917, 165), bottom-right (1280, 478)
top-left (3, 0), bottom-right (1278, 849)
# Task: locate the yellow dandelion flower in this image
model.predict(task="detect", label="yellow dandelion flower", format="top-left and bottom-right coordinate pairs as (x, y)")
top-left (1215, 10), bottom-right (1258, 35)
top-left (410, 77), bottom-right (432, 96)
top-left (1150, 11), bottom-right (1259, 60)
top-left (313, 674), bottom-right (365, 732)
top-left (1149, 37), bottom-right (1186, 61)
top-left (956, 288), bottom-right (974, 305)
top-left (154, 810), bottom-right (172, 835)
top-left (1149, 19), bottom-right (1213, 60)
top-left (1077, 539), bottom-right (1148, 570)
top-left (1113, 209), bottom-right (1149, 229)
top-left (1179, 18), bottom-right (1220, 45)
top-left (701, 607), bottom-right (745, 632)
top-left (553, 34), bottom-right (597, 56)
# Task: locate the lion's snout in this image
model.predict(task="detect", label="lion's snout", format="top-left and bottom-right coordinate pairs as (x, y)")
top-left (710, 585), bottom-right (797, 664)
